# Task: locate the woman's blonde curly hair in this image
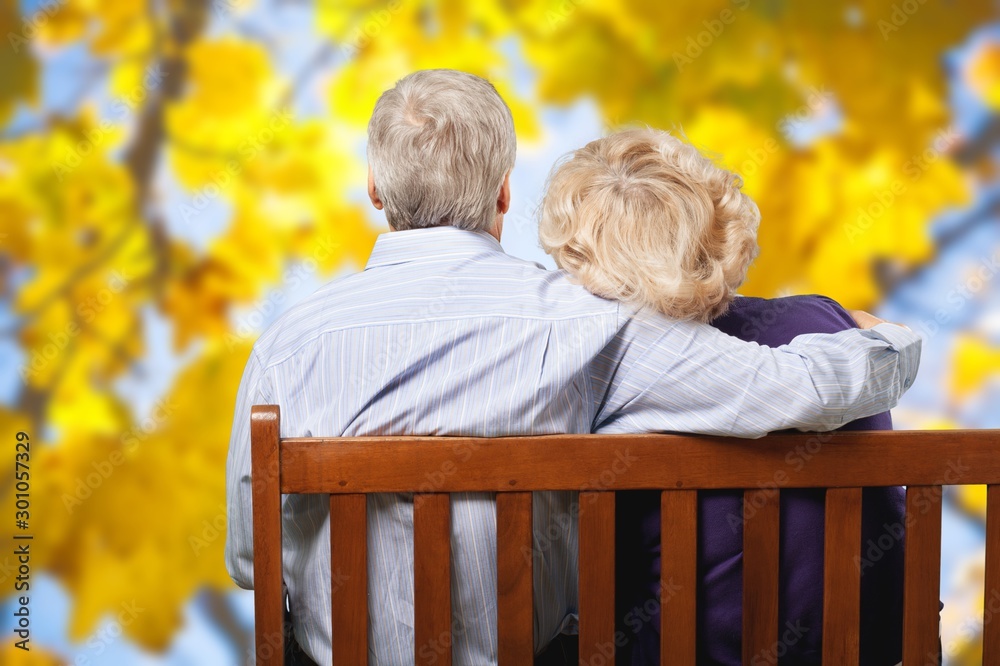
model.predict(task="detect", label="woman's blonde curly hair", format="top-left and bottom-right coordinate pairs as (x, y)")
top-left (539, 128), bottom-right (760, 322)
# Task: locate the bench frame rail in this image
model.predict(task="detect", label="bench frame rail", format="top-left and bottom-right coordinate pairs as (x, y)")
top-left (249, 404), bottom-right (1000, 665)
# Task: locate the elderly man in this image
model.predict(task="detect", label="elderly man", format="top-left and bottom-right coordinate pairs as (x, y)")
top-left (225, 69), bottom-right (921, 666)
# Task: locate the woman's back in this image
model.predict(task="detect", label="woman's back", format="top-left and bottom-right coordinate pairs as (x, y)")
top-left (615, 295), bottom-right (905, 665)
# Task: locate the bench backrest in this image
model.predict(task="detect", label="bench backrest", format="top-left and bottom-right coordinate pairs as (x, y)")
top-left (249, 404), bottom-right (1000, 665)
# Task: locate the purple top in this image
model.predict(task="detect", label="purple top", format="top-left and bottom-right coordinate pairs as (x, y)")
top-left (614, 295), bottom-right (905, 665)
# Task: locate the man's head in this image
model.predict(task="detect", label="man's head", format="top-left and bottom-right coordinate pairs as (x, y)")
top-left (538, 128), bottom-right (760, 322)
top-left (367, 69), bottom-right (516, 238)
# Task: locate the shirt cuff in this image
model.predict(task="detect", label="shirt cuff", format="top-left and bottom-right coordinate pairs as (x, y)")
top-left (862, 322), bottom-right (923, 390)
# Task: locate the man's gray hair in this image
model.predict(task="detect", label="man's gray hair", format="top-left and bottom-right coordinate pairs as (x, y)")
top-left (367, 69), bottom-right (516, 232)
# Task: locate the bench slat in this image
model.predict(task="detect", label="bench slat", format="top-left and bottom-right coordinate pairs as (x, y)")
top-left (414, 494), bottom-right (452, 666)
top-left (660, 490), bottom-right (697, 664)
top-left (984, 484), bottom-right (1000, 662)
top-left (497, 492), bottom-right (533, 665)
top-left (822, 487), bottom-right (862, 664)
top-left (279, 431), bottom-right (996, 493)
top-left (251, 405), bottom-right (284, 666)
top-left (329, 494), bottom-right (368, 665)
top-left (579, 491), bottom-right (615, 664)
top-left (742, 489), bottom-right (780, 665)
top-left (251, 406), bottom-right (1000, 665)
top-left (902, 486), bottom-right (942, 666)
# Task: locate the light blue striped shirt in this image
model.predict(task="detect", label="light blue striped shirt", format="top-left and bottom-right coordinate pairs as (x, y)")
top-left (225, 226), bottom-right (920, 665)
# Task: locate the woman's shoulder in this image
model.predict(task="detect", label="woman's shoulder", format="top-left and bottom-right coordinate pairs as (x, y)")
top-left (714, 294), bottom-right (893, 430)
top-left (712, 294), bottom-right (857, 346)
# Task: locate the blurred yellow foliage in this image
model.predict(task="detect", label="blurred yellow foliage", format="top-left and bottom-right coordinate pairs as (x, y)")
top-left (0, 0), bottom-right (37, 125)
top-left (967, 42), bottom-right (1000, 109)
top-left (323, 0), bottom-right (989, 307)
top-left (2, 342), bottom-right (252, 647)
top-left (0, 0), bottom-right (995, 659)
top-left (951, 334), bottom-right (1000, 398)
top-left (953, 484), bottom-right (988, 522)
top-left (0, 643), bottom-right (65, 666)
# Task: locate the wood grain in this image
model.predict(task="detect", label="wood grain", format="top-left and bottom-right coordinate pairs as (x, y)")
top-left (250, 405), bottom-right (284, 666)
top-left (496, 492), bottom-right (533, 665)
top-left (902, 486), bottom-right (942, 666)
top-left (822, 487), bottom-right (862, 665)
top-left (329, 494), bottom-right (368, 665)
top-left (660, 490), bottom-right (697, 664)
top-left (579, 491), bottom-right (615, 665)
top-left (279, 431), bottom-right (995, 493)
top-left (742, 488), bottom-right (780, 665)
top-left (249, 405), bottom-right (1000, 666)
top-left (414, 494), bottom-right (452, 666)
top-left (983, 484), bottom-right (1000, 663)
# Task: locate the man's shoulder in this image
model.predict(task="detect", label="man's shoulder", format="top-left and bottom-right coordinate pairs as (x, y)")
top-left (250, 259), bottom-right (623, 368)
top-left (250, 270), bottom-right (368, 364)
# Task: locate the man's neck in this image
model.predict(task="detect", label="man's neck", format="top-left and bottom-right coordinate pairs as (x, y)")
top-left (388, 222), bottom-right (503, 243)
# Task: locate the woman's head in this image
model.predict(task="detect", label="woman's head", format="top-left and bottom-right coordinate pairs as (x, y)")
top-left (538, 128), bottom-right (760, 322)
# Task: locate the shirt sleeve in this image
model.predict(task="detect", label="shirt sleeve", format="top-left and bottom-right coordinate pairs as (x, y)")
top-left (593, 309), bottom-right (921, 438)
top-left (225, 349), bottom-right (268, 589)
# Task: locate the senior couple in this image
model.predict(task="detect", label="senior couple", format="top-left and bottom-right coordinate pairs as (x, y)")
top-left (226, 69), bottom-right (919, 665)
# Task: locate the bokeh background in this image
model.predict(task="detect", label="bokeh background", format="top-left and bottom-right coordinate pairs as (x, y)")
top-left (1, 0), bottom-right (999, 663)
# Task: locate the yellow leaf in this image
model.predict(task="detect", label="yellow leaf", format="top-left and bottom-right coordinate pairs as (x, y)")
top-left (0, 643), bottom-right (66, 666)
top-left (0, 0), bottom-right (38, 125)
top-left (966, 41), bottom-right (1000, 109)
top-left (951, 334), bottom-right (1000, 398)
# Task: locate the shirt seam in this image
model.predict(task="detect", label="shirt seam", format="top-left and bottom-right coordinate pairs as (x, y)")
top-left (259, 311), bottom-right (621, 371)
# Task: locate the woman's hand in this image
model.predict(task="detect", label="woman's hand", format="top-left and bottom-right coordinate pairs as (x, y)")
top-left (848, 309), bottom-right (910, 331)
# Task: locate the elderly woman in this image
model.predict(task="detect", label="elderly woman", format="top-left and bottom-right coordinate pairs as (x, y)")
top-left (538, 129), bottom-right (906, 665)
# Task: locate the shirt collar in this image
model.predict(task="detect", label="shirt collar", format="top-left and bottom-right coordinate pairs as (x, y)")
top-left (365, 226), bottom-right (505, 270)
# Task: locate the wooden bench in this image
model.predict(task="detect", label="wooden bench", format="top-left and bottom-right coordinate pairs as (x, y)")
top-left (249, 404), bottom-right (1000, 665)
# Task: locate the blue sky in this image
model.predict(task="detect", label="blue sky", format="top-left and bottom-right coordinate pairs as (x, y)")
top-left (3, 1), bottom-right (999, 663)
